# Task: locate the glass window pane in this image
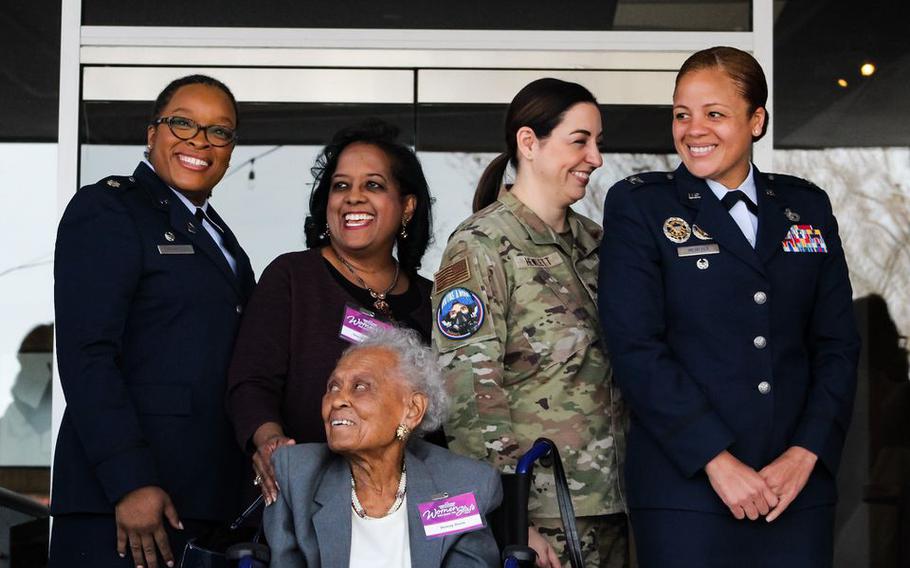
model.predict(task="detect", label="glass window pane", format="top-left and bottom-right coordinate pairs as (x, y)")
top-left (416, 104), bottom-right (673, 153)
top-left (0, 4), bottom-right (60, 141)
top-left (82, 102), bottom-right (415, 146)
top-left (0, 144), bottom-right (56, 468)
top-left (82, 0), bottom-right (750, 31)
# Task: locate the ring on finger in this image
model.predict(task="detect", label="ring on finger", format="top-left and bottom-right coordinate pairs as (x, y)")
top-left (253, 474), bottom-right (263, 486)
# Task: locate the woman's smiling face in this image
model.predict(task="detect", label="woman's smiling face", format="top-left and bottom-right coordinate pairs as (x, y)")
top-left (146, 83), bottom-right (236, 199)
top-left (325, 142), bottom-right (416, 258)
top-left (322, 346), bottom-right (411, 456)
top-left (672, 66), bottom-right (766, 188)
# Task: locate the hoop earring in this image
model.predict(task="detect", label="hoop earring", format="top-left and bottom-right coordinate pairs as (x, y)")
top-left (395, 423), bottom-right (411, 442)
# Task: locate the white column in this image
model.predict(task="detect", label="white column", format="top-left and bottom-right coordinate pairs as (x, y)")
top-left (752, 0), bottom-right (774, 172)
top-left (53, 0), bottom-right (82, 487)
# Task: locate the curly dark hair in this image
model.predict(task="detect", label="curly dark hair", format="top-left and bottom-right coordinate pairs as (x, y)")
top-left (304, 119), bottom-right (433, 273)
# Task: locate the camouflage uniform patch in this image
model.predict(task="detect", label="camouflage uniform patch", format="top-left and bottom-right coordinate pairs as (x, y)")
top-left (432, 191), bottom-right (626, 519)
top-left (436, 287), bottom-right (485, 339)
top-left (434, 257), bottom-right (471, 293)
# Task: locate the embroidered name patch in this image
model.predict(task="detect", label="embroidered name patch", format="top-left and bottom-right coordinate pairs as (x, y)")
top-left (513, 253), bottom-right (564, 269)
top-left (436, 287), bottom-right (484, 340)
top-left (782, 225), bottom-right (828, 253)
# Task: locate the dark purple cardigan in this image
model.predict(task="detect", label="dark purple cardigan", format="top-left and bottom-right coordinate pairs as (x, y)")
top-left (226, 248), bottom-right (432, 451)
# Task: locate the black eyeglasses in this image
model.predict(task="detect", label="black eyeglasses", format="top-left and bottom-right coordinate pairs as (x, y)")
top-left (152, 116), bottom-right (237, 147)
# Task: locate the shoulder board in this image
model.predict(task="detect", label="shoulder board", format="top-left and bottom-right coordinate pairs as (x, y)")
top-left (763, 173), bottom-right (820, 191)
top-left (620, 171), bottom-right (676, 188)
top-left (100, 175), bottom-right (137, 191)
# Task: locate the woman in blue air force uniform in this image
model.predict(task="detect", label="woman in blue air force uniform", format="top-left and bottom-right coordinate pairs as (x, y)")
top-left (598, 47), bottom-right (860, 567)
top-left (50, 75), bottom-right (255, 568)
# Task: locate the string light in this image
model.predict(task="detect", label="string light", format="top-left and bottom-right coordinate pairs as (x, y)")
top-left (836, 78), bottom-right (848, 88)
top-left (860, 62), bottom-right (876, 77)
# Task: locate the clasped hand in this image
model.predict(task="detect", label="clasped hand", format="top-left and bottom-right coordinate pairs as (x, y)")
top-left (705, 446), bottom-right (817, 522)
top-left (115, 485), bottom-right (183, 568)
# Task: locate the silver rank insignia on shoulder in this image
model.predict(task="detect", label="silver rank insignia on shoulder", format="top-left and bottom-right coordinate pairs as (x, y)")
top-left (627, 175), bottom-right (644, 185)
top-left (164, 231), bottom-right (176, 242)
top-left (784, 208), bottom-right (800, 222)
top-left (106, 179), bottom-right (120, 188)
top-left (687, 192), bottom-right (701, 200)
top-left (692, 224), bottom-right (712, 240)
top-left (696, 258), bottom-right (710, 270)
top-left (187, 222), bottom-right (197, 234)
top-left (663, 217), bottom-right (691, 244)
top-left (765, 188), bottom-right (776, 197)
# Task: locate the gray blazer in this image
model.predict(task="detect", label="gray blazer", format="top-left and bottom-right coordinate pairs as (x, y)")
top-left (265, 439), bottom-right (503, 567)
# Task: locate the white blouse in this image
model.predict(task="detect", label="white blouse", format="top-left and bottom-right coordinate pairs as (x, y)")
top-left (349, 496), bottom-right (412, 568)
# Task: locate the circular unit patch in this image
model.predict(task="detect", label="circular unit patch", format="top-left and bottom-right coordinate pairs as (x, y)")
top-left (437, 287), bottom-right (485, 340)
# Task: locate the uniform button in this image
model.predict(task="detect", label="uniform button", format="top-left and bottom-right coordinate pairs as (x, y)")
top-left (753, 335), bottom-right (767, 349)
top-left (235, 305), bottom-right (243, 314)
top-left (757, 381), bottom-right (771, 394)
top-left (753, 291), bottom-right (767, 304)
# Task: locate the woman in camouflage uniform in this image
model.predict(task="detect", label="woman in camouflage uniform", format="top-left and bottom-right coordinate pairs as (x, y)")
top-left (432, 78), bottom-right (627, 568)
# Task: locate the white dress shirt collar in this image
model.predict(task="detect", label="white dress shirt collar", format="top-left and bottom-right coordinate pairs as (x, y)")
top-left (704, 165), bottom-right (759, 248)
top-left (704, 164), bottom-right (757, 205)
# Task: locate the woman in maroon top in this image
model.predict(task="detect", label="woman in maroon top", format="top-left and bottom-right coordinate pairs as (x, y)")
top-left (227, 120), bottom-right (438, 505)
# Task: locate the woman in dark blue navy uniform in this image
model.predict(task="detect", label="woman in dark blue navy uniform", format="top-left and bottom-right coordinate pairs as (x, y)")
top-left (50, 75), bottom-right (255, 568)
top-left (598, 47), bottom-right (859, 566)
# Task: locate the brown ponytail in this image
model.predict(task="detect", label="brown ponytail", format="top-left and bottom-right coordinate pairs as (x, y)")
top-left (473, 153), bottom-right (510, 213)
top-left (471, 77), bottom-right (598, 212)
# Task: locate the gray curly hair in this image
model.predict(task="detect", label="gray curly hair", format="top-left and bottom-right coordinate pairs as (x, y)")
top-left (341, 326), bottom-right (449, 436)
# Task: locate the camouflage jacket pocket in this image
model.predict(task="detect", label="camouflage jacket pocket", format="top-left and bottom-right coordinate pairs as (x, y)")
top-left (510, 268), bottom-right (598, 372)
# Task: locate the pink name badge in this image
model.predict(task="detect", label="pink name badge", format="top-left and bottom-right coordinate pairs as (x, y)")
top-left (339, 303), bottom-right (393, 344)
top-left (418, 492), bottom-right (484, 539)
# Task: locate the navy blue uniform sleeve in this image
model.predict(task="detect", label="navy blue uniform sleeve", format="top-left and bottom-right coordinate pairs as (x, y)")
top-left (790, 193), bottom-right (860, 473)
top-left (598, 183), bottom-right (735, 477)
top-left (54, 186), bottom-right (160, 505)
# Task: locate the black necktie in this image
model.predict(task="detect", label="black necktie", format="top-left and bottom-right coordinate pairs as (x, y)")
top-left (195, 207), bottom-right (225, 234)
top-left (720, 190), bottom-right (758, 216)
